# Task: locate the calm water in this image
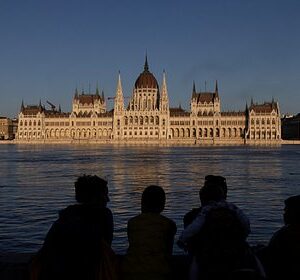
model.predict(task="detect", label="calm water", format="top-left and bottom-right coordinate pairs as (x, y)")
top-left (0, 144), bottom-right (300, 254)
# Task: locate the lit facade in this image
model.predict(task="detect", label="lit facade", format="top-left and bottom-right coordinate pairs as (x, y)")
top-left (16, 58), bottom-right (281, 144)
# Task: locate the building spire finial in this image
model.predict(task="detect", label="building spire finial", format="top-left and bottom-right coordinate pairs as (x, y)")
top-left (144, 52), bottom-right (149, 72)
top-left (21, 99), bottom-right (25, 111)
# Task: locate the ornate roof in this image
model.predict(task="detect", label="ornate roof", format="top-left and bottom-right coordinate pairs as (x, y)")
top-left (74, 94), bottom-right (103, 104)
top-left (170, 107), bottom-right (190, 117)
top-left (134, 56), bottom-right (159, 89)
top-left (21, 105), bottom-right (44, 115)
top-left (249, 102), bottom-right (278, 113)
top-left (196, 92), bottom-right (215, 103)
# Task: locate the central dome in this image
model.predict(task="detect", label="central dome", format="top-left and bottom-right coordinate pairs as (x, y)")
top-left (134, 57), bottom-right (159, 89)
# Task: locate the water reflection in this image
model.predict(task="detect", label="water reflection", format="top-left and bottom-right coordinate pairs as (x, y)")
top-left (0, 144), bottom-right (300, 254)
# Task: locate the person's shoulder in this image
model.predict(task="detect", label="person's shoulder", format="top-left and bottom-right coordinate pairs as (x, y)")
top-left (102, 206), bottom-right (112, 216)
top-left (184, 207), bottom-right (201, 227)
top-left (128, 213), bottom-right (142, 225)
top-left (159, 214), bottom-right (177, 229)
top-left (58, 204), bottom-right (80, 219)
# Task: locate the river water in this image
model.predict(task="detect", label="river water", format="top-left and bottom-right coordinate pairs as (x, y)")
top-left (0, 144), bottom-right (299, 254)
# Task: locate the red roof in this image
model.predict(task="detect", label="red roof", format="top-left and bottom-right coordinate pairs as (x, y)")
top-left (250, 102), bottom-right (278, 113)
top-left (75, 94), bottom-right (103, 104)
top-left (195, 92), bottom-right (215, 103)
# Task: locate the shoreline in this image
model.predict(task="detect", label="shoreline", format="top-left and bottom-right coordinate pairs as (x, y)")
top-left (1, 139), bottom-right (299, 145)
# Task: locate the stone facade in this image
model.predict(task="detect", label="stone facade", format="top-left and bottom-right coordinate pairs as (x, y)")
top-left (16, 58), bottom-right (281, 145)
top-left (0, 117), bottom-right (18, 140)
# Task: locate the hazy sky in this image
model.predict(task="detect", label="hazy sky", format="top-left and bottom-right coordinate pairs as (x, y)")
top-left (0, 0), bottom-right (299, 118)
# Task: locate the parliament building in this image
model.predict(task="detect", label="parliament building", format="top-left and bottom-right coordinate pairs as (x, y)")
top-left (16, 57), bottom-right (281, 145)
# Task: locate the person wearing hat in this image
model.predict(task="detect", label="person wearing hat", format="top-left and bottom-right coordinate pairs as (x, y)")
top-left (265, 194), bottom-right (300, 280)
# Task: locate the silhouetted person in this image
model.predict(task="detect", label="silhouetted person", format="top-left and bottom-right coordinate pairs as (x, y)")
top-left (265, 194), bottom-right (300, 280)
top-left (178, 175), bottom-right (264, 280)
top-left (37, 175), bottom-right (113, 280)
top-left (122, 185), bottom-right (177, 280)
top-left (182, 175), bottom-right (229, 256)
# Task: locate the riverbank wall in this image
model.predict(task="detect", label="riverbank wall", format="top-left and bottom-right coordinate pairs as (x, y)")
top-left (2, 139), bottom-right (299, 145)
top-left (0, 253), bottom-right (189, 280)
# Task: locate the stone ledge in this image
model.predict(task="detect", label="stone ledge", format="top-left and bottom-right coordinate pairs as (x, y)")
top-left (0, 253), bottom-right (189, 280)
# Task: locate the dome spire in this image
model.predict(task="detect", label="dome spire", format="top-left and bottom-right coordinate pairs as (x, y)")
top-left (144, 53), bottom-right (149, 72)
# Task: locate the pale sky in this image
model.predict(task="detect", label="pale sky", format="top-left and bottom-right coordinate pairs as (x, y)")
top-left (0, 0), bottom-right (299, 118)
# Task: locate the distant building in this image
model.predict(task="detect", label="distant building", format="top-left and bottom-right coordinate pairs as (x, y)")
top-left (281, 114), bottom-right (300, 140)
top-left (0, 117), bottom-right (18, 140)
top-left (16, 57), bottom-right (281, 144)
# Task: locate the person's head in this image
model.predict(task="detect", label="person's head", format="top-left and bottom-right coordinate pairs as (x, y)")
top-left (199, 175), bottom-right (227, 206)
top-left (141, 185), bottom-right (166, 214)
top-left (75, 175), bottom-right (109, 206)
top-left (204, 175), bottom-right (227, 197)
top-left (283, 194), bottom-right (300, 225)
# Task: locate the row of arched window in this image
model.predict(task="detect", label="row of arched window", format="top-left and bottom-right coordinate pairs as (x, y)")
top-left (44, 128), bottom-right (113, 139)
top-left (19, 120), bottom-right (41, 126)
top-left (170, 127), bottom-right (244, 139)
top-left (122, 116), bottom-right (163, 126)
top-left (249, 130), bottom-right (279, 140)
top-left (251, 118), bottom-right (276, 125)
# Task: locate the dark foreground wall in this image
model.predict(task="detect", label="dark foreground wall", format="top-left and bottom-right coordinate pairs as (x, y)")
top-left (0, 253), bottom-right (190, 280)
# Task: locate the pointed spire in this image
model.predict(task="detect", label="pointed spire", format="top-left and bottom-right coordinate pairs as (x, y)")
top-left (144, 53), bottom-right (149, 72)
top-left (215, 80), bottom-right (218, 93)
top-left (74, 87), bottom-right (78, 99)
top-left (214, 80), bottom-right (219, 98)
top-left (101, 90), bottom-right (105, 102)
top-left (117, 71), bottom-right (123, 96)
top-left (160, 70), bottom-right (169, 112)
top-left (162, 70), bottom-right (168, 95)
top-left (192, 81), bottom-right (197, 98)
top-left (114, 71), bottom-right (124, 112)
top-left (95, 83), bottom-right (100, 96)
top-left (58, 104), bottom-right (61, 112)
top-left (21, 99), bottom-right (25, 111)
